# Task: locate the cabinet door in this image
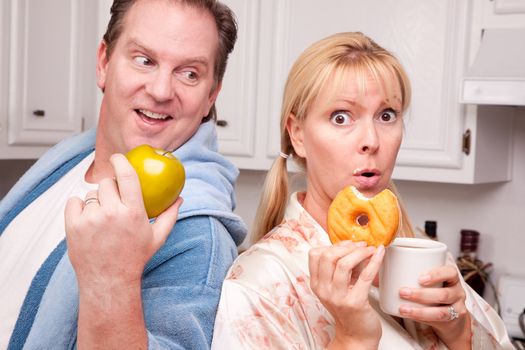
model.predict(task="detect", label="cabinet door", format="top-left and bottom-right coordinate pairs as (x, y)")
top-left (279, 0), bottom-right (470, 170)
top-left (220, 0), bottom-right (470, 170)
top-left (214, 0), bottom-right (260, 162)
top-left (0, 0), bottom-right (97, 158)
top-left (217, 0), bottom-right (290, 169)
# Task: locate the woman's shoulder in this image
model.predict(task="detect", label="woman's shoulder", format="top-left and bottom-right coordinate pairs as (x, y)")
top-left (222, 221), bottom-right (318, 294)
top-left (215, 222), bottom-right (330, 348)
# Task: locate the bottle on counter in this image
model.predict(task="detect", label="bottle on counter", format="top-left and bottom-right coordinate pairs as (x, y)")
top-left (424, 220), bottom-right (438, 240)
top-left (457, 229), bottom-right (492, 297)
top-left (460, 229), bottom-right (479, 259)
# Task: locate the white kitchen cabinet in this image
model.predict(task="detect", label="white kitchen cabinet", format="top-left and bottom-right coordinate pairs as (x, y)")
top-left (0, 0), bottom-right (98, 159)
top-left (217, 0), bottom-right (514, 184)
top-left (216, 0), bottom-right (288, 170)
top-left (214, 0), bottom-right (260, 160)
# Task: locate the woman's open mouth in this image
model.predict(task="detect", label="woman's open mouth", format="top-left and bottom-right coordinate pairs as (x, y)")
top-left (353, 169), bottom-right (380, 189)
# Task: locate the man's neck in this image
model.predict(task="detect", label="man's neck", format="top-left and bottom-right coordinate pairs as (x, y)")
top-left (84, 138), bottom-right (115, 184)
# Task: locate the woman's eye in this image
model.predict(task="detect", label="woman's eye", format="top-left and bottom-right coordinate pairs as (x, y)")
top-left (330, 111), bottom-right (351, 125)
top-left (133, 56), bottom-right (152, 66)
top-left (379, 109), bottom-right (397, 123)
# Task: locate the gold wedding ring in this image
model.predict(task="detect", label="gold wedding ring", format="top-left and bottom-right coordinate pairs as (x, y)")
top-left (84, 197), bottom-right (100, 206)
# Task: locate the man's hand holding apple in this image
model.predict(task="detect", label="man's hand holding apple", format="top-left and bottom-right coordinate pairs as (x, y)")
top-left (64, 153), bottom-right (182, 291)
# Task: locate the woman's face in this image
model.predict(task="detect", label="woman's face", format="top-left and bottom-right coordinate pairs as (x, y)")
top-left (288, 70), bottom-right (404, 203)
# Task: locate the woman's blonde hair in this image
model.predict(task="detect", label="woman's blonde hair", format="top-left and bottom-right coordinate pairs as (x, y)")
top-left (252, 32), bottom-right (414, 243)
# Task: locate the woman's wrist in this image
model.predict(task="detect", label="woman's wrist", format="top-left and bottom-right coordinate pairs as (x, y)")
top-left (432, 313), bottom-right (472, 350)
top-left (327, 330), bottom-right (380, 350)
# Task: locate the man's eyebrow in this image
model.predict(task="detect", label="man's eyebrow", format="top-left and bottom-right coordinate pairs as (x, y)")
top-left (179, 56), bottom-right (211, 67)
top-left (127, 39), bottom-right (152, 54)
top-left (127, 39), bottom-right (211, 67)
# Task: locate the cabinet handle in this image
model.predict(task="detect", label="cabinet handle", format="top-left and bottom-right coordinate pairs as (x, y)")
top-left (216, 119), bottom-right (228, 127)
top-left (33, 110), bottom-right (46, 117)
top-left (462, 129), bottom-right (471, 156)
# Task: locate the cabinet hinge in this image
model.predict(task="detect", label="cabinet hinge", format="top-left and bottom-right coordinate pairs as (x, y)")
top-left (81, 117), bottom-right (85, 131)
top-left (462, 129), bottom-right (471, 156)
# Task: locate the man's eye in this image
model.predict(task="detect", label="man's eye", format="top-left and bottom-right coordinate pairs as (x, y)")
top-left (133, 56), bottom-right (152, 66)
top-left (181, 71), bottom-right (198, 81)
top-left (176, 70), bottom-right (199, 85)
top-left (330, 111), bottom-right (351, 125)
top-left (378, 109), bottom-right (397, 123)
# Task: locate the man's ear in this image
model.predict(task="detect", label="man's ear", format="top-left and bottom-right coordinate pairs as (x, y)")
top-left (96, 40), bottom-right (109, 91)
top-left (286, 113), bottom-right (306, 158)
top-left (206, 81), bottom-right (222, 115)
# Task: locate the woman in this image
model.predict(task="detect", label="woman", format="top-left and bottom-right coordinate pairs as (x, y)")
top-left (212, 32), bottom-right (512, 349)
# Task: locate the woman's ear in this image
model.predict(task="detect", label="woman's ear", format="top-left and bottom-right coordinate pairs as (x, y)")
top-left (96, 40), bottom-right (109, 91)
top-left (286, 113), bottom-right (306, 158)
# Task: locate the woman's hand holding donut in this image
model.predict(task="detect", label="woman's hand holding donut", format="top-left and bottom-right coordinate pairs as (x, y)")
top-left (397, 264), bottom-right (472, 349)
top-left (309, 241), bottom-right (385, 349)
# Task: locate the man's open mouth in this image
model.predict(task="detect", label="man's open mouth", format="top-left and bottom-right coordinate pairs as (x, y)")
top-left (136, 109), bottom-right (173, 121)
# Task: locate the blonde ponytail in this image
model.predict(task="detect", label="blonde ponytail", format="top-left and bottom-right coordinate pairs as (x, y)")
top-left (251, 156), bottom-right (290, 244)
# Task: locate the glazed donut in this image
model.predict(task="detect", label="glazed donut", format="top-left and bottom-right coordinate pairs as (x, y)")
top-left (327, 186), bottom-right (400, 247)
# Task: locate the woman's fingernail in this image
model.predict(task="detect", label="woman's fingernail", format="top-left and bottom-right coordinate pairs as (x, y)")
top-left (419, 274), bottom-right (431, 284)
top-left (399, 305), bottom-right (412, 314)
top-left (355, 241), bottom-right (367, 247)
top-left (399, 287), bottom-right (412, 297)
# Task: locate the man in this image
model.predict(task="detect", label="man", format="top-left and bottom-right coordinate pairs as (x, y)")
top-left (0, 0), bottom-right (246, 348)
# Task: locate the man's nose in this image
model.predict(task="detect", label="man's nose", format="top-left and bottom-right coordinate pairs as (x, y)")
top-left (358, 120), bottom-right (379, 154)
top-left (145, 68), bottom-right (175, 102)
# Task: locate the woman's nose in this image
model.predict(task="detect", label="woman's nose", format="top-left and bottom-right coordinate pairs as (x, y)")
top-left (145, 69), bottom-right (175, 102)
top-left (358, 120), bottom-right (379, 154)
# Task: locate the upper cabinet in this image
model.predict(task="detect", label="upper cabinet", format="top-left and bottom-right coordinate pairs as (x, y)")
top-left (216, 0), bottom-right (516, 184)
top-left (1, 0), bottom-right (517, 183)
top-left (212, 0), bottom-right (260, 164)
top-left (216, 0), bottom-right (288, 171)
top-left (0, 0), bottom-right (98, 159)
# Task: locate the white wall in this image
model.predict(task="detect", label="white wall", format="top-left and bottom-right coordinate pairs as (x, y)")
top-left (233, 109), bottom-right (525, 303)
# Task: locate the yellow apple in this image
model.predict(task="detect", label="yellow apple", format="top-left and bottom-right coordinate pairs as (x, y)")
top-left (125, 144), bottom-right (185, 218)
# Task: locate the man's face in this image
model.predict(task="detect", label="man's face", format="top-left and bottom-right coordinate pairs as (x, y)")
top-left (96, 0), bottom-right (220, 154)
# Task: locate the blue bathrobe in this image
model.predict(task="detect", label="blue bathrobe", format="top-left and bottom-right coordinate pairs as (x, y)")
top-left (0, 121), bottom-right (247, 349)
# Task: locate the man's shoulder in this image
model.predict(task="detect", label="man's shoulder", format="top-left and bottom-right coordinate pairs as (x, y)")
top-left (170, 215), bottom-right (237, 252)
top-left (144, 215), bottom-right (238, 288)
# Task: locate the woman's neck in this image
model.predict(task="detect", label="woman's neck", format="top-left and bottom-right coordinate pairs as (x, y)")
top-left (301, 189), bottom-right (330, 233)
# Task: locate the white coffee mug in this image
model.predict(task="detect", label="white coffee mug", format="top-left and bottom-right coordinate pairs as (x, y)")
top-left (379, 237), bottom-right (447, 317)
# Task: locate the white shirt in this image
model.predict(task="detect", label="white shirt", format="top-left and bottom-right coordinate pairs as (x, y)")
top-left (0, 152), bottom-right (96, 348)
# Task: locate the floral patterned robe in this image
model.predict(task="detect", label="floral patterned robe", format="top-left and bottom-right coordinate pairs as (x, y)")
top-left (212, 192), bottom-right (514, 349)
